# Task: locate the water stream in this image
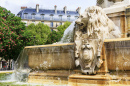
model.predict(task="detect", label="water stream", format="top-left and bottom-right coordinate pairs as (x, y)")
top-left (59, 21), bottom-right (75, 43)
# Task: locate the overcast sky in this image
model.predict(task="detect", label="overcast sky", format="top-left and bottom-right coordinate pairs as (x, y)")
top-left (0, 0), bottom-right (96, 15)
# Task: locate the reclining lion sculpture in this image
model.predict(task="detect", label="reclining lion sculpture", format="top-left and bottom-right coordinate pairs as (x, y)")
top-left (74, 6), bottom-right (121, 74)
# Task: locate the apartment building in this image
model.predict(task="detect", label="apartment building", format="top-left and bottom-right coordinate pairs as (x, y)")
top-left (17, 4), bottom-right (80, 30)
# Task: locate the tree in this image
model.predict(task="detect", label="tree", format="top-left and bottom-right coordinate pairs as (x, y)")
top-left (46, 21), bottom-right (71, 44)
top-left (0, 6), bottom-right (31, 64)
top-left (46, 31), bottom-right (63, 44)
top-left (57, 21), bottom-right (71, 34)
top-left (27, 22), bottom-right (51, 45)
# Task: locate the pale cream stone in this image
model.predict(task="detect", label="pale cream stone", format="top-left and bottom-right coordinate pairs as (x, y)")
top-left (74, 6), bottom-right (121, 74)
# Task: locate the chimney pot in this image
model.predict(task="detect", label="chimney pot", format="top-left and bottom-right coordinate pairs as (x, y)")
top-left (54, 5), bottom-right (57, 14)
top-left (64, 6), bottom-right (67, 14)
top-left (36, 4), bottom-right (39, 13)
top-left (21, 6), bottom-right (27, 10)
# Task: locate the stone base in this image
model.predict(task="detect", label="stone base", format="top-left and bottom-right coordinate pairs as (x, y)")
top-left (28, 70), bottom-right (130, 86)
top-left (68, 73), bottom-right (130, 86)
top-left (28, 70), bottom-right (75, 85)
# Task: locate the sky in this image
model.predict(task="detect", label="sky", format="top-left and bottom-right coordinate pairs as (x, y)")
top-left (0, 0), bottom-right (96, 15)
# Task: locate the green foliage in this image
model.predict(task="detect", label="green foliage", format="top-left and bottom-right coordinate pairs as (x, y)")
top-left (46, 21), bottom-right (71, 44)
top-left (57, 21), bottom-right (71, 34)
top-left (0, 7), bottom-right (31, 61)
top-left (46, 31), bottom-right (62, 44)
top-left (27, 22), bottom-right (51, 45)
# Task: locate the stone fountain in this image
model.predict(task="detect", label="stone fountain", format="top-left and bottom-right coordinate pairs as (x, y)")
top-left (15, 5), bottom-right (130, 86)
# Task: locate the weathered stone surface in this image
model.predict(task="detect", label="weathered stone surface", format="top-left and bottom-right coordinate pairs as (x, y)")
top-left (74, 6), bottom-right (121, 74)
top-left (27, 43), bottom-right (75, 70)
top-left (104, 39), bottom-right (130, 70)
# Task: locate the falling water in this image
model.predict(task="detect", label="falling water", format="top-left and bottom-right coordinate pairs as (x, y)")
top-left (59, 21), bottom-right (75, 43)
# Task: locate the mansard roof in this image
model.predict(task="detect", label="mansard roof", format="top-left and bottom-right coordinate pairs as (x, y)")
top-left (17, 8), bottom-right (79, 21)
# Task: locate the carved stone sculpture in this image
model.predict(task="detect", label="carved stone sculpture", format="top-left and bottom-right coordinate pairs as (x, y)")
top-left (74, 6), bottom-right (121, 74)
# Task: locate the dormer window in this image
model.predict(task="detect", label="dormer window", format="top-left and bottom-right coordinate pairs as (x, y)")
top-left (67, 15), bottom-right (71, 21)
top-left (17, 14), bottom-right (20, 17)
top-left (60, 22), bottom-right (62, 25)
top-left (50, 14), bottom-right (54, 20)
top-left (75, 16), bottom-right (78, 19)
top-left (24, 13), bottom-right (28, 19)
top-left (59, 15), bottom-right (62, 21)
top-left (41, 14), bottom-right (45, 20)
top-left (31, 13), bottom-right (36, 19)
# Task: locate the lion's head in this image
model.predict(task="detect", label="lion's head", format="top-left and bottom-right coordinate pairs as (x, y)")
top-left (75, 6), bottom-right (121, 38)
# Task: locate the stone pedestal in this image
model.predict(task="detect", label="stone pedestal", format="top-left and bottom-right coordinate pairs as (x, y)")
top-left (103, 2), bottom-right (130, 38)
top-left (68, 73), bottom-right (130, 86)
top-left (28, 70), bottom-right (74, 85)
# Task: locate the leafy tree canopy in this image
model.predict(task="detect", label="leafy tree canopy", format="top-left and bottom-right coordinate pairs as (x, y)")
top-left (0, 7), bottom-right (31, 61)
top-left (57, 21), bottom-right (71, 34)
top-left (27, 22), bottom-right (51, 45)
top-left (46, 21), bottom-right (71, 44)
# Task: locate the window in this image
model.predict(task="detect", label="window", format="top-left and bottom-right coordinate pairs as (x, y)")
top-left (32, 15), bottom-right (35, 19)
top-left (17, 14), bottom-right (20, 17)
top-left (32, 21), bottom-right (35, 24)
top-left (75, 16), bottom-right (78, 19)
top-left (24, 13), bottom-right (28, 19)
top-left (60, 22), bottom-right (62, 25)
top-left (67, 15), bottom-right (71, 21)
top-left (50, 16), bottom-right (53, 20)
top-left (41, 14), bottom-right (44, 20)
top-left (23, 21), bottom-right (27, 26)
top-left (56, 23), bottom-right (58, 27)
top-left (42, 21), bottom-right (44, 24)
top-left (31, 13), bottom-right (35, 19)
top-left (50, 14), bottom-right (53, 20)
top-left (51, 29), bottom-right (53, 31)
top-left (59, 15), bottom-right (62, 21)
top-left (50, 22), bottom-right (53, 27)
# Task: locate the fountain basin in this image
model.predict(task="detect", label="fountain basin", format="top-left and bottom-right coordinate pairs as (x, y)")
top-left (24, 43), bottom-right (75, 70)
top-left (104, 38), bottom-right (130, 71)
top-left (23, 38), bottom-right (130, 85)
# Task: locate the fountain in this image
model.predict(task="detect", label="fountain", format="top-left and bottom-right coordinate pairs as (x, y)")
top-left (1, 4), bottom-right (130, 86)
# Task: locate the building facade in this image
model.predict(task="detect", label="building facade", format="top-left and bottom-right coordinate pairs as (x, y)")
top-left (17, 4), bottom-right (80, 30)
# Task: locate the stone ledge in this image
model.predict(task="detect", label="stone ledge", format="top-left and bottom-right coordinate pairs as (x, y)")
top-left (68, 74), bottom-right (130, 86)
top-left (0, 70), bottom-right (14, 74)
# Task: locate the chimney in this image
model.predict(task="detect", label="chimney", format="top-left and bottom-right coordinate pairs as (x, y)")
top-left (63, 6), bottom-right (67, 14)
top-left (76, 7), bottom-right (81, 15)
top-left (21, 6), bottom-right (27, 10)
top-left (36, 4), bottom-right (39, 13)
top-left (54, 5), bottom-right (57, 14)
